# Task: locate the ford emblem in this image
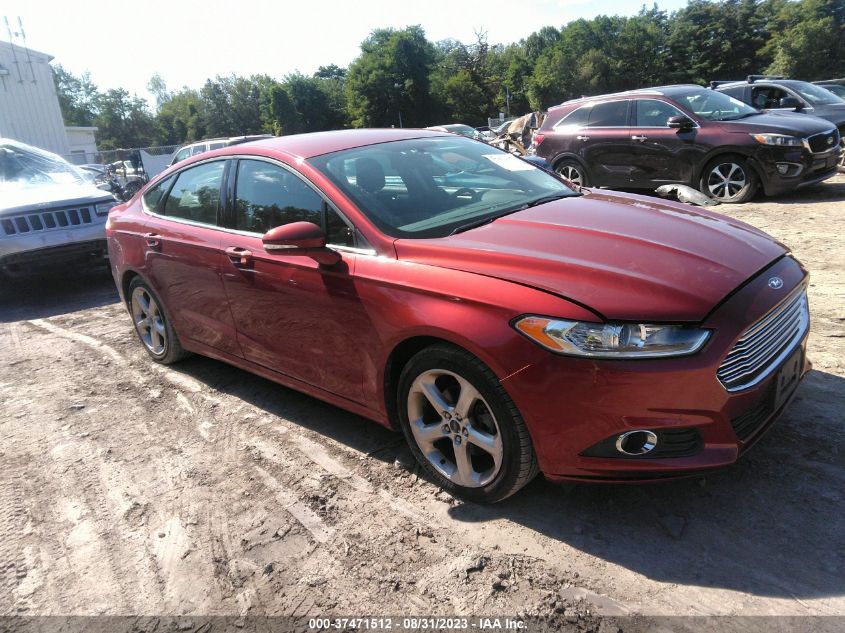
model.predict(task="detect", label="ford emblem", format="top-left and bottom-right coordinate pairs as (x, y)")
top-left (768, 277), bottom-right (784, 289)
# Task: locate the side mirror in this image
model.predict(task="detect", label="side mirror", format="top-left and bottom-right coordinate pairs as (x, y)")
top-left (667, 115), bottom-right (694, 130)
top-left (262, 221), bottom-right (341, 266)
top-left (779, 96), bottom-right (802, 111)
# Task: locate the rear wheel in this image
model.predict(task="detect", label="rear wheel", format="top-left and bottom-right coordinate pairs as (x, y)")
top-left (555, 159), bottom-right (589, 188)
top-left (397, 344), bottom-right (538, 503)
top-left (128, 277), bottom-right (189, 364)
top-left (700, 157), bottom-right (758, 203)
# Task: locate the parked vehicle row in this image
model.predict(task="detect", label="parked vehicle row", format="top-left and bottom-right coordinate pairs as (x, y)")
top-left (108, 129), bottom-right (810, 502)
top-left (530, 83), bottom-right (841, 202)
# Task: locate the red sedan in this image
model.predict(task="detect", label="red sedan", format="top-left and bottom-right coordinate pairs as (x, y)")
top-left (106, 129), bottom-right (810, 503)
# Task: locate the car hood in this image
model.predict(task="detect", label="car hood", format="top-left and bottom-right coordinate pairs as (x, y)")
top-left (394, 191), bottom-right (787, 322)
top-left (0, 183), bottom-right (114, 215)
top-left (717, 111), bottom-right (837, 135)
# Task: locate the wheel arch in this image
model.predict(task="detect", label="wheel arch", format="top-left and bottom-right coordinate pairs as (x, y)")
top-left (120, 269), bottom-right (142, 308)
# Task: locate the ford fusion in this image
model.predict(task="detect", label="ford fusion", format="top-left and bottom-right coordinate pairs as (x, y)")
top-left (106, 129), bottom-right (810, 503)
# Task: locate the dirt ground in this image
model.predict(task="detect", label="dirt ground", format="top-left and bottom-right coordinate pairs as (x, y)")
top-left (1, 175), bottom-right (844, 626)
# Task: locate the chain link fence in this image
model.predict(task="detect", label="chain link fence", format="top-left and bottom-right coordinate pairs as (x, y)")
top-left (63, 144), bottom-right (179, 180)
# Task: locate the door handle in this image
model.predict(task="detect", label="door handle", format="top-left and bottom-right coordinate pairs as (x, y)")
top-left (143, 233), bottom-right (161, 248)
top-left (225, 246), bottom-right (253, 266)
top-left (576, 135), bottom-right (590, 141)
top-left (631, 135), bottom-right (648, 142)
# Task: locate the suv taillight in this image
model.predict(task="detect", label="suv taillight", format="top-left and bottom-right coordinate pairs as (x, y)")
top-left (534, 134), bottom-right (545, 147)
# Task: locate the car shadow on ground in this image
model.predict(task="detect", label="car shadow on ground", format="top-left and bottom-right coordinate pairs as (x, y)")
top-left (0, 266), bottom-right (118, 323)
top-left (167, 353), bottom-right (844, 602)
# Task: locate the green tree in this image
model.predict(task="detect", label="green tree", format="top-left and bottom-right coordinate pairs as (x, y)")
top-left (346, 26), bottom-right (436, 127)
top-left (52, 65), bottom-right (98, 126)
top-left (94, 89), bottom-right (156, 149)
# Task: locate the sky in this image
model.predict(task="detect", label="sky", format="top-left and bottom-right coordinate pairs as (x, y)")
top-left (2, 0), bottom-right (689, 105)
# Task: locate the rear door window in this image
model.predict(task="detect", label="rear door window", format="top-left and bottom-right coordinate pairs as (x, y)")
top-left (586, 101), bottom-right (629, 127)
top-left (162, 161), bottom-right (225, 225)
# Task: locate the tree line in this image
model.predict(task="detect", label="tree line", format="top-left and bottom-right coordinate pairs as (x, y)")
top-left (53, 0), bottom-right (845, 151)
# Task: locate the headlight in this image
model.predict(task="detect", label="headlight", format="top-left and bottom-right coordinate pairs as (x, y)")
top-left (750, 133), bottom-right (803, 147)
top-left (95, 200), bottom-right (118, 216)
top-left (514, 316), bottom-right (710, 358)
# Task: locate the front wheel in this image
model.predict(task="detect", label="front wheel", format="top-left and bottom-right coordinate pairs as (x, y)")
top-left (700, 157), bottom-right (758, 203)
top-left (397, 344), bottom-right (538, 503)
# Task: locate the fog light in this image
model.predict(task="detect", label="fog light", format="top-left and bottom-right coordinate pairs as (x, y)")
top-left (615, 430), bottom-right (658, 456)
top-left (776, 163), bottom-right (789, 175)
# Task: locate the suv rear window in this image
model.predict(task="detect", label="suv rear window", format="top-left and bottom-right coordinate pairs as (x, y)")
top-left (586, 101), bottom-right (629, 127)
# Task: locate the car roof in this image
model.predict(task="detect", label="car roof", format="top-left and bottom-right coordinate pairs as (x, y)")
top-left (551, 84), bottom-right (704, 110)
top-left (229, 128), bottom-right (450, 160)
top-left (716, 79), bottom-right (812, 88)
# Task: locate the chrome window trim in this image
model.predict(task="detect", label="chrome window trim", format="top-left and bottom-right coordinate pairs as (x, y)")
top-left (141, 155), bottom-right (371, 254)
top-left (552, 99), bottom-right (631, 130)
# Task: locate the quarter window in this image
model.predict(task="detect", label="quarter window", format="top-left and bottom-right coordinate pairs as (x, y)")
top-left (142, 175), bottom-right (174, 212)
top-left (554, 106), bottom-right (589, 128)
top-left (634, 100), bottom-right (686, 127)
top-left (586, 101), bottom-right (629, 127)
top-left (162, 161), bottom-right (224, 225)
top-left (234, 160), bottom-right (323, 233)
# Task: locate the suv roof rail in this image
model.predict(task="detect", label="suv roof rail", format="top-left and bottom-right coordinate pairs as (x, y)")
top-left (709, 80), bottom-right (732, 89)
top-left (813, 78), bottom-right (845, 84)
top-left (747, 75), bottom-right (785, 83)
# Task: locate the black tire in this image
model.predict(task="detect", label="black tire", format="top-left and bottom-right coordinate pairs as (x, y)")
top-left (699, 156), bottom-right (758, 203)
top-left (396, 344), bottom-right (538, 504)
top-left (555, 158), bottom-right (590, 189)
top-left (127, 276), bottom-right (189, 364)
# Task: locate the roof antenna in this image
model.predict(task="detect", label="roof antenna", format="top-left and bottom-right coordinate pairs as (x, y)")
top-left (3, 16), bottom-right (25, 83)
top-left (17, 17), bottom-right (36, 83)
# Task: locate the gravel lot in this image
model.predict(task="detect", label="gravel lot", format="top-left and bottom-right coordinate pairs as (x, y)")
top-left (1, 175), bottom-right (843, 626)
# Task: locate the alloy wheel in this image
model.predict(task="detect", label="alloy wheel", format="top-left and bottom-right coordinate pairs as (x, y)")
top-left (558, 164), bottom-right (583, 187)
top-left (131, 286), bottom-right (167, 355)
top-left (406, 369), bottom-right (503, 488)
top-left (706, 162), bottom-right (747, 200)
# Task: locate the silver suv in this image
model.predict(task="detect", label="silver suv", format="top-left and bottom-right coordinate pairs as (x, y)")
top-left (1, 139), bottom-right (118, 279)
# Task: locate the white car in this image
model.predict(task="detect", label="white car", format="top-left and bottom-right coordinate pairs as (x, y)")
top-left (0, 139), bottom-right (118, 279)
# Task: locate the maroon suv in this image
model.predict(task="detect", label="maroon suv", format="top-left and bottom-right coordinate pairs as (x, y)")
top-left (531, 85), bottom-right (841, 203)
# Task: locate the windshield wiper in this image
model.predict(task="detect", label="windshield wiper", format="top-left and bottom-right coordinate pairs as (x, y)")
top-left (523, 192), bottom-right (579, 208)
top-left (449, 193), bottom-right (577, 235)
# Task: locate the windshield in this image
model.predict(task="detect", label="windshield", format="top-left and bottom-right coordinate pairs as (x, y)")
top-left (672, 89), bottom-right (759, 121)
top-left (0, 140), bottom-right (85, 189)
top-left (309, 137), bottom-right (576, 238)
top-left (821, 84), bottom-right (845, 98)
top-left (791, 81), bottom-right (845, 105)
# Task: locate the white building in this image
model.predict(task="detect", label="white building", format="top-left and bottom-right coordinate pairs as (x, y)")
top-left (65, 125), bottom-right (99, 164)
top-left (0, 39), bottom-right (97, 159)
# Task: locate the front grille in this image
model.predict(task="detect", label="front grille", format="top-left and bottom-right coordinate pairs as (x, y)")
top-left (807, 128), bottom-right (840, 153)
top-left (717, 287), bottom-right (809, 392)
top-left (731, 384), bottom-right (775, 442)
top-left (1, 207), bottom-right (94, 236)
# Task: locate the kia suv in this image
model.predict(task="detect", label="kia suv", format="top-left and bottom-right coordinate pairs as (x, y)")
top-left (531, 85), bottom-right (841, 202)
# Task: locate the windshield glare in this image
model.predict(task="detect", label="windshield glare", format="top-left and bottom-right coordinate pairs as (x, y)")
top-left (0, 141), bottom-right (84, 189)
top-left (674, 90), bottom-right (758, 121)
top-left (792, 81), bottom-right (845, 105)
top-left (310, 137), bottom-right (575, 238)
